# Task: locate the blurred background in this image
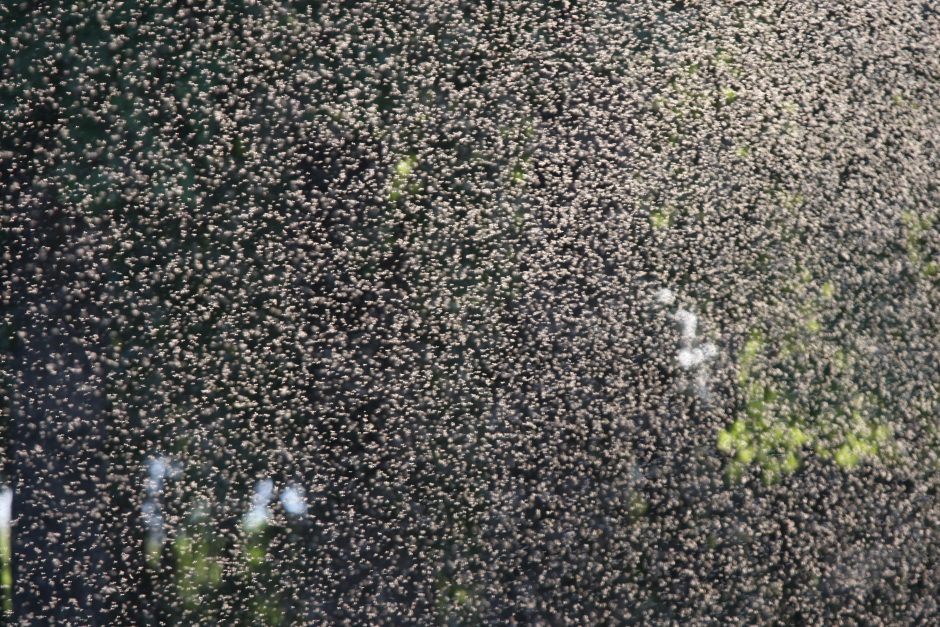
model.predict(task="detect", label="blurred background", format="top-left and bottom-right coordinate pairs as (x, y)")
top-left (2, 1), bottom-right (940, 624)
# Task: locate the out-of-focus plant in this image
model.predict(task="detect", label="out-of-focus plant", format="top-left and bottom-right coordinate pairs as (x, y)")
top-left (719, 276), bottom-right (894, 483)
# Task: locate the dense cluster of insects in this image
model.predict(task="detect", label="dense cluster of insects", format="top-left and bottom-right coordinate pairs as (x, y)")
top-left (2, 1), bottom-right (939, 623)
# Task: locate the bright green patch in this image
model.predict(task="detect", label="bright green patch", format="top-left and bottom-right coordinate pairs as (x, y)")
top-left (0, 527), bottom-right (11, 616)
top-left (435, 576), bottom-right (479, 625)
top-left (510, 158), bottom-right (528, 185)
top-left (804, 317), bottom-right (821, 334)
top-left (252, 598), bottom-right (284, 626)
top-left (629, 493), bottom-right (648, 518)
top-left (737, 330), bottom-right (763, 384)
top-left (388, 155), bottom-right (418, 202)
top-left (722, 309), bottom-right (892, 481)
top-left (650, 206), bottom-right (673, 229)
top-left (246, 543), bottom-right (266, 569)
top-left (778, 191), bottom-right (804, 210)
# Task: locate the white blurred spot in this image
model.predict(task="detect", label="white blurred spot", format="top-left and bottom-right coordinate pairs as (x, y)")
top-left (244, 478), bottom-right (275, 531)
top-left (280, 484), bottom-right (308, 517)
top-left (673, 309), bottom-right (698, 341)
top-left (677, 347), bottom-right (705, 369)
top-left (655, 288), bottom-right (676, 305)
top-left (0, 486), bottom-right (12, 528)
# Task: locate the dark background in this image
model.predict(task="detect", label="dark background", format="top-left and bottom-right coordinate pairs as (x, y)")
top-left (3, 1), bottom-right (940, 624)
